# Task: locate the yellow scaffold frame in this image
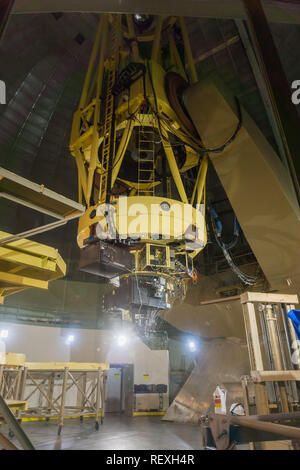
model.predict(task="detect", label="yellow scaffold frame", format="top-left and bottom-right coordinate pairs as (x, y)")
top-left (0, 231), bottom-right (66, 303)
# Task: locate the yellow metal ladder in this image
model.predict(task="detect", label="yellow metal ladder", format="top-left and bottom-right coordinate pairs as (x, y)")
top-left (99, 18), bottom-right (120, 202)
top-left (137, 125), bottom-right (155, 195)
top-left (99, 63), bottom-right (115, 201)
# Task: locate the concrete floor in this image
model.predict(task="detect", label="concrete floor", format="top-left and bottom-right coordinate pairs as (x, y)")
top-left (6, 415), bottom-right (204, 450)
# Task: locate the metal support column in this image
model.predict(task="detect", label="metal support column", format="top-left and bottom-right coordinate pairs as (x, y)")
top-left (0, 392), bottom-right (34, 450)
top-left (240, 292), bottom-right (300, 449)
top-left (262, 304), bottom-right (290, 412)
top-left (243, 0), bottom-right (300, 201)
top-left (242, 301), bottom-right (269, 415)
top-left (161, 129), bottom-right (188, 203)
top-left (235, 20), bottom-right (287, 166)
top-left (178, 16), bottom-right (198, 84)
top-left (0, 365), bottom-right (4, 394)
top-left (101, 373), bottom-right (106, 423)
top-left (151, 16), bottom-right (164, 62)
top-left (58, 367), bottom-right (69, 435)
top-left (79, 373), bottom-right (87, 421)
top-left (46, 372), bottom-right (55, 420)
top-left (0, 0), bottom-right (14, 43)
top-left (95, 368), bottom-right (102, 431)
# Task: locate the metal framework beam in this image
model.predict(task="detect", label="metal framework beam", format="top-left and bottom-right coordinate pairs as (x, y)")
top-left (0, 0), bottom-right (14, 42)
top-left (0, 393), bottom-right (35, 450)
top-left (240, 292), bottom-right (299, 304)
top-left (0, 230), bottom-right (66, 302)
top-left (235, 20), bottom-right (287, 167)
top-left (231, 414), bottom-right (300, 440)
top-left (0, 167), bottom-right (85, 220)
top-left (11, 0), bottom-right (300, 25)
top-left (251, 370), bottom-right (300, 382)
top-left (243, 0), bottom-right (300, 202)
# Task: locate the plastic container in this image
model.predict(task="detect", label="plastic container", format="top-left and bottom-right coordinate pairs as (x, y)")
top-left (213, 385), bottom-right (227, 415)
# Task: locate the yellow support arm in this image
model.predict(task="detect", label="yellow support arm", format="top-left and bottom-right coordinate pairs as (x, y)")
top-left (161, 127), bottom-right (188, 204)
top-left (178, 17), bottom-right (198, 84)
top-left (0, 231), bottom-right (66, 303)
top-left (190, 155), bottom-right (208, 206)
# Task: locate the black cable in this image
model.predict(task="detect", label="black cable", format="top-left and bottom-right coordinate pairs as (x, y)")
top-left (147, 59), bottom-right (242, 156)
top-left (210, 207), bottom-right (259, 286)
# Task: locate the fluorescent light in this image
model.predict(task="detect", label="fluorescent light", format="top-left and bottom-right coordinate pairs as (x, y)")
top-left (66, 334), bottom-right (75, 345)
top-left (117, 335), bottom-right (127, 347)
top-left (0, 330), bottom-right (8, 339)
top-left (188, 340), bottom-right (196, 352)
